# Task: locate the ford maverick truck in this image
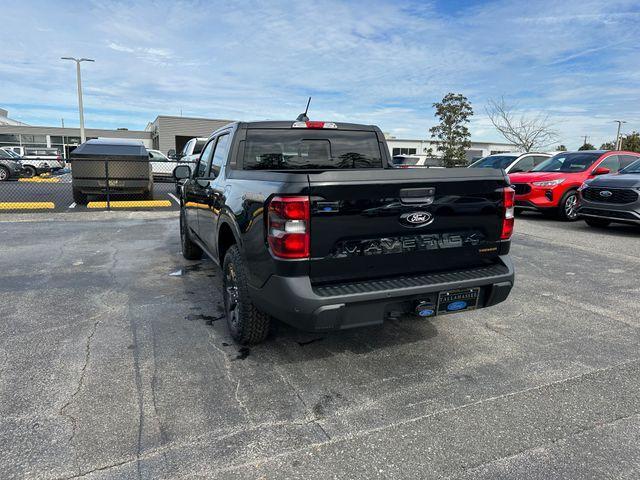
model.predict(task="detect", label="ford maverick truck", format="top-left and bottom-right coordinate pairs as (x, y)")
top-left (174, 120), bottom-right (515, 344)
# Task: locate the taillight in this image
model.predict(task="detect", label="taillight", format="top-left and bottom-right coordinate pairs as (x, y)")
top-left (267, 196), bottom-right (310, 259)
top-left (501, 187), bottom-right (515, 240)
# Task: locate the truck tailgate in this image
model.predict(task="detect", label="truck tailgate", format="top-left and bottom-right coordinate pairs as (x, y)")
top-left (307, 169), bottom-right (508, 284)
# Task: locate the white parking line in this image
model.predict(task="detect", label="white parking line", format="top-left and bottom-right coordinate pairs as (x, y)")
top-left (68, 202), bottom-right (76, 209)
top-left (168, 193), bottom-right (180, 205)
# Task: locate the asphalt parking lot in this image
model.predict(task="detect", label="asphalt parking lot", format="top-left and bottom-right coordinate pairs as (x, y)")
top-left (1, 212), bottom-right (639, 479)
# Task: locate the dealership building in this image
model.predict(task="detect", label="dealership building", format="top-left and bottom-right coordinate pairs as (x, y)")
top-left (1, 107), bottom-right (516, 161)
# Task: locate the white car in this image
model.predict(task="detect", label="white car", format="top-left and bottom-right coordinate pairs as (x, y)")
top-left (468, 152), bottom-right (552, 174)
top-left (148, 149), bottom-right (181, 180)
top-left (3, 146), bottom-right (66, 177)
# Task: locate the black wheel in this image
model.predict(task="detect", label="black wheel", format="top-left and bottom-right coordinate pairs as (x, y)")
top-left (585, 217), bottom-right (611, 228)
top-left (557, 190), bottom-right (579, 221)
top-left (23, 166), bottom-right (37, 178)
top-left (72, 188), bottom-right (88, 205)
top-left (180, 208), bottom-right (203, 260)
top-left (223, 245), bottom-right (270, 345)
top-left (0, 166), bottom-right (9, 182)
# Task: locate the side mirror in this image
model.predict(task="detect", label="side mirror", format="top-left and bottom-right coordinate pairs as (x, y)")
top-left (173, 164), bottom-right (191, 180)
top-left (592, 167), bottom-right (610, 176)
top-left (167, 149), bottom-right (176, 158)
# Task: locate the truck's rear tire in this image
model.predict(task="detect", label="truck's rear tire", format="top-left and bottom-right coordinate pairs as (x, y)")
top-left (223, 245), bottom-right (270, 345)
top-left (180, 208), bottom-right (203, 260)
top-left (72, 188), bottom-right (88, 205)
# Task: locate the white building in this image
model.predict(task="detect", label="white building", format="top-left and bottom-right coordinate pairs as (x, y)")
top-left (385, 136), bottom-right (519, 164)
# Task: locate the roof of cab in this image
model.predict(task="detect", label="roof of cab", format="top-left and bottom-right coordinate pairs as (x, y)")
top-left (71, 138), bottom-right (148, 158)
top-left (239, 120), bottom-right (380, 131)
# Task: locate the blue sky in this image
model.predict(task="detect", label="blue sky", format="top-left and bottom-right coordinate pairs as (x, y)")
top-left (1, 0), bottom-right (639, 148)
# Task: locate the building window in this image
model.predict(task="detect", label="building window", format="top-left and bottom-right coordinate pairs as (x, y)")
top-left (392, 147), bottom-right (418, 155)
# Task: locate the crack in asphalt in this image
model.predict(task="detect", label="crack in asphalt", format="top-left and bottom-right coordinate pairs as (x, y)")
top-left (58, 317), bottom-right (101, 476)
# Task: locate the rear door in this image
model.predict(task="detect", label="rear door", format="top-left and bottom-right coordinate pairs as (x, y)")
top-left (308, 169), bottom-right (507, 284)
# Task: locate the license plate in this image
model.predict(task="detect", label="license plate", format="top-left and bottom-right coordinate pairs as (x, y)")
top-left (98, 180), bottom-right (122, 187)
top-left (437, 287), bottom-right (480, 315)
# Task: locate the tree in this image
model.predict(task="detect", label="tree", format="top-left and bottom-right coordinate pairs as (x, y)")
top-left (600, 141), bottom-right (615, 150)
top-left (429, 93), bottom-right (473, 167)
top-left (578, 143), bottom-right (595, 150)
top-left (556, 144), bottom-right (567, 151)
top-left (621, 131), bottom-right (640, 152)
top-left (486, 97), bottom-right (558, 151)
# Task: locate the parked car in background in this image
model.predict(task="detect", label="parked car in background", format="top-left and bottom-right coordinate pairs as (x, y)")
top-left (390, 154), bottom-right (444, 168)
top-left (149, 149), bottom-right (180, 180)
top-left (169, 137), bottom-right (207, 165)
top-left (509, 151), bottom-right (640, 220)
top-left (3, 146), bottom-right (65, 177)
top-left (173, 119), bottom-right (515, 344)
top-left (577, 156), bottom-right (640, 228)
top-left (0, 148), bottom-right (25, 181)
top-left (468, 152), bottom-right (551, 174)
top-left (70, 139), bottom-right (154, 204)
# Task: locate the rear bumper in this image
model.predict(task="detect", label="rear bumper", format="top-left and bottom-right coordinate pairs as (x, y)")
top-left (249, 256), bottom-right (515, 332)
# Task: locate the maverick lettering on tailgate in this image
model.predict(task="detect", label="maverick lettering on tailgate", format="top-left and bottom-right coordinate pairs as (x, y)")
top-left (330, 232), bottom-right (486, 258)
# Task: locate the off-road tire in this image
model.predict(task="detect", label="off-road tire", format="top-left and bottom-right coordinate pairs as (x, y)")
top-left (223, 245), bottom-right (270, 345)
top-left (0, 166), bottom-right (9, 181)
top-left (180, 208), bottom-right (203, 260)
top-left (557, 190), bottom-right (579, 221)
top-left (585, 217), bottom-right (611, 228)
top-left (72, 188), bottom-right (88, 205)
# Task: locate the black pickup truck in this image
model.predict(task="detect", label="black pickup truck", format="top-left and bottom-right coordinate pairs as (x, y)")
top-left (174, 120), bottom-right (515, 344)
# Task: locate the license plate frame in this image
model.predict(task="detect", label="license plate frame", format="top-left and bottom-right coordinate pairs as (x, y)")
top-left (437, 287), bottom-right (480, 315)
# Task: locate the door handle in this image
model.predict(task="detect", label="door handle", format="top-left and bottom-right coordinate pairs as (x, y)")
top-left (400, 187), bottom-right (436, 204)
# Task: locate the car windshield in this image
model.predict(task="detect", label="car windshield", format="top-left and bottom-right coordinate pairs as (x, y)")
top-left (0, 149), bottom-right (13, 159)
top-left (469, 155), bottom-right (518, 169)
top-left (193, 140), bottom-right (206, 155)
top-left (243, 129), bottom-right (383, 170)
top-left (532, 152), bottom-right (601, 173)
top-left (2, 149), bottom-right (20, 158)
top-left (620, 159), bottom-right (640, 174)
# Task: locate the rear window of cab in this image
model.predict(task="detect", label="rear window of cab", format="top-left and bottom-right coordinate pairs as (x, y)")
top-left (242, 129), bottom-right (383, 170)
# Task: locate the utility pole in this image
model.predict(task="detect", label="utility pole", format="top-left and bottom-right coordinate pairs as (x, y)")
top-left (582, 135), bottom-right (588, 146)
top-left (61, 118), bottom-right (64, 128)
top-left (61, 57), bottom-right (94, 143)
top-left (613, 120), bottom-right (626, 150)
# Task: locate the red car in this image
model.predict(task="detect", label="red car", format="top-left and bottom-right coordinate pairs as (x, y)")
top-left (509, 150), bottom-right (640, 220)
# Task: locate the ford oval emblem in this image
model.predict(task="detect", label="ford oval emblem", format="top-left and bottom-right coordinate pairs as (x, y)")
top-left (599, 190), bottom-right (613, 198)
top-left (447, 301), bottom-right (467, 311)
top-left (400, 211), bottom-right (434, 228)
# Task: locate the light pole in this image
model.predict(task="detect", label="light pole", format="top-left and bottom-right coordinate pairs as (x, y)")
top-left (613, 120), bottom-right (627, 150)
top-left (61, 57), bottom-right (94, 143)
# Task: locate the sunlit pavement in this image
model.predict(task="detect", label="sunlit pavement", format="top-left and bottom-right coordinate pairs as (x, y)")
top-left (1, 212), bottom-right (638, 479)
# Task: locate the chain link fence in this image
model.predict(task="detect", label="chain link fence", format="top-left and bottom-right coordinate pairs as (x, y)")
top-left (0, 152), bottom-right (195, 213)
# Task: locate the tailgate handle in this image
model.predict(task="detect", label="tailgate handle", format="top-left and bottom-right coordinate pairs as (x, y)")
top-left (400, 187), bottom-right (435, 204)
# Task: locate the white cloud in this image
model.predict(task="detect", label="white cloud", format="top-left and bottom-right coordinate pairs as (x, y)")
top-left (0, 0), bottom-right (639, 149)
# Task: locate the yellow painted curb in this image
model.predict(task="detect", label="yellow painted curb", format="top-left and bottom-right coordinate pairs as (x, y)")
top-left (87, 200), bottom-right (172, 209)
top-left (0, 202), bottom-right (55, 210)
top-left (18, 177), bottom-right (61, 183)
